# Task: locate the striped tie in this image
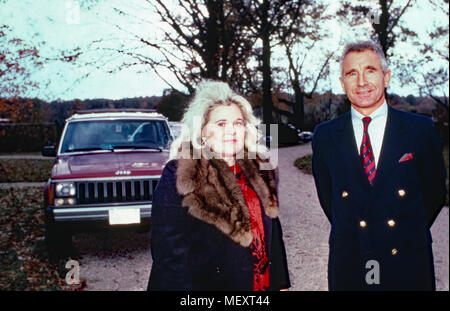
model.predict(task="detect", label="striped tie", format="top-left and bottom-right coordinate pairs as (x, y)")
top-left (360, 117), bottom-right (376, 185)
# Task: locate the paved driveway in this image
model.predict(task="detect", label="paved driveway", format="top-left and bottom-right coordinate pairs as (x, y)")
top-left (65, 143), bottom-right (448, 291)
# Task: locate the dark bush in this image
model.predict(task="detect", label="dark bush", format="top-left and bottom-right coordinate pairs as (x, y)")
top-left (0, 123), bottom-right (56, 152)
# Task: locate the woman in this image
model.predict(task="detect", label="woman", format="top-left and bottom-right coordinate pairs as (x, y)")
top-left (147, 80), bottom-right (290, 291)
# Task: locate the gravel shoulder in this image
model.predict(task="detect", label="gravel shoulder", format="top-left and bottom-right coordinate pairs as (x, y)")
top-left (275, 143), bottom-right (330, 290)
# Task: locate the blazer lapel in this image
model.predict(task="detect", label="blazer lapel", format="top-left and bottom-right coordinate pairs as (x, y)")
top-left (370, 106), bottom-right (407, 195)
top-left (331, 112), bottom-right (371, 193)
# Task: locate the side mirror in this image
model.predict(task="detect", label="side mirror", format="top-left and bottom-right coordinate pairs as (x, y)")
top-left (42, 145), bottom-right (56, 157)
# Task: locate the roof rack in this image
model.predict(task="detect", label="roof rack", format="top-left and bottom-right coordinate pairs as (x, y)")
top-left (75, 108), bottom-right (158, 114)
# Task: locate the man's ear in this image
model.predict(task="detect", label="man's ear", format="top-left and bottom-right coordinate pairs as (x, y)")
top-left (384, 69), bottom-right (391, 88)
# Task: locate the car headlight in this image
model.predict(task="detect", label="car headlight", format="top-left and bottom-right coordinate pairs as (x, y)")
top-left (54, 197), bottom-right (77, 207)
top-left (55, 183), bottom-right (76, 197)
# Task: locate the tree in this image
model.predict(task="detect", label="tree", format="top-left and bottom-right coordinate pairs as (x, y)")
top-left (276, 1), bottom-right (335, 129)
top-left (152, 0), bottom-right (260, 94)
top-left (0, 22), bottom-right (48, 123)
top-left (156, 89), bottom-right (189, 121)
top-left (340, 0), bottom-right (448, 109)
top-left (67, 0), bottom-right (256, 95)
top-left (338, 0), bottom-right (418, 101)
top-left (67, 0), bottom-right (310, 133)
top-left (360, 0), bottom-right (449, 119)
top-left (416, 0), bottom-right (449, 111)
top-left (0, 24), bottom-right (43, 98)
top-left (340, 0), bottom-right (416, 58)
top-left (285, 47), bottom-right (334, 129)
top-left (233, 0), bottom-right (302, 128)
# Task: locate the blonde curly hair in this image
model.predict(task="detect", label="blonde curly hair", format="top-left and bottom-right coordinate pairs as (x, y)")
top-left (169, 80), bottom-right (269, 161)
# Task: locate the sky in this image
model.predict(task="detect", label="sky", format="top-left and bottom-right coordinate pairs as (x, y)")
top-left (0, 0), bottom-right (448, 101)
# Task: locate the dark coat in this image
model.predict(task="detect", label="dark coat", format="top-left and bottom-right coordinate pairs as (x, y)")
top-left (312, 106), bottom-right (447, 291)
top-left (147, 157), bottom-right (291, 291)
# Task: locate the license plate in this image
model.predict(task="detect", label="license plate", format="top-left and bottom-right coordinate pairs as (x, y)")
top-left (109, 208), bottom-right (140, 225)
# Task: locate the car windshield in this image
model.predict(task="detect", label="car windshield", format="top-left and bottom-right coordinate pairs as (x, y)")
top-left (60, 119), bottom-right (172, 153)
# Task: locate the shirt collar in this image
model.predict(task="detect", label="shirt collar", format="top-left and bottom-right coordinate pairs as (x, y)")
top-left (351, 100), bottom-right (388, 122)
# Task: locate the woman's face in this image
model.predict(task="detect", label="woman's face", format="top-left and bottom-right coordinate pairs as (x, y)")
top-left (202, 103), bottom-right (246, 159)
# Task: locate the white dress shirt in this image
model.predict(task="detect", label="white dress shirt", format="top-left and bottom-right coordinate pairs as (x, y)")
top-left (351, 101), bottom-right (388, 168)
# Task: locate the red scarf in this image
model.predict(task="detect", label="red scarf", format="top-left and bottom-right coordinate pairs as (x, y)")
top-left (230, 163), bottom-right (270, 291)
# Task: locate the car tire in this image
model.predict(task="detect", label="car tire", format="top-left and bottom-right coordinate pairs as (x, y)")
top-left (136, 223), bottom-right (151, 233)
top-left (45, 214), bottom-right (73, 263)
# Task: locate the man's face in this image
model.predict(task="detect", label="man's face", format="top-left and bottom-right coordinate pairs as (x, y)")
top-left (339, 49), bottom-right (391, 115)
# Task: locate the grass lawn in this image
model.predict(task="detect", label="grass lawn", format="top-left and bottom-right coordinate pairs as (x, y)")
top-left (0, 187), bottom-right (83, 290)
top-left (293, 154), bottom-right (312, 175)
top-left (0, 159), bottom-right (53, 183)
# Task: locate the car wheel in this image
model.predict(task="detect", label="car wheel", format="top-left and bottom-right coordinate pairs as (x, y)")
top-left (45, 214), bottom-right (73, 262)
top-left (136, 223), bottom-right (151, 233)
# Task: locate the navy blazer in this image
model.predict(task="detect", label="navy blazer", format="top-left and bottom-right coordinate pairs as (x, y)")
top-left (312, 106), bottom-right (446, 290)
top-left (147, 160), bottom-right (291, 291)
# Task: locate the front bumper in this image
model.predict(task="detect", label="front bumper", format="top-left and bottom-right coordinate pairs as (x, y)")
top-left (49, 203), bottom-right (152, 222)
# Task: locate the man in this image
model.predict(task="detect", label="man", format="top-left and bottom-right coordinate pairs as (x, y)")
top-left (312, 41), bottom-right (447, 290)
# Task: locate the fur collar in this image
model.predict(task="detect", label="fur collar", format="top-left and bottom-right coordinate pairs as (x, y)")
top-left (176, 157), bottom-right (278, 247)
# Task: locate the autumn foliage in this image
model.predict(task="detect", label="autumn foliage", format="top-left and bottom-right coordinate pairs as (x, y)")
top-left (0, 25), bottom-right (43, 98)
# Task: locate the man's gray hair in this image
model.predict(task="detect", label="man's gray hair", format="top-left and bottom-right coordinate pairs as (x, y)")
top-left (340, 41), bottom-right (389, 76)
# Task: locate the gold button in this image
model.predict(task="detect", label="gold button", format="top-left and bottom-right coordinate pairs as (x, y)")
top-left (391, 248), bottom-right (398, 256)
top-left (359, 220), bottom-right (367, 228)
top-left (398, 189), bottom-right (406, 197)
top-left (387, 219), bottom-right (396, 227)
top-left (342, 191), bottom-right (349, 198)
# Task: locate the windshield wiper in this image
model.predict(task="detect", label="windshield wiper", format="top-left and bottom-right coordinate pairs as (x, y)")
top-left (64, 147), bottom-right (112, 153)
top-left (112, 145), bottom-right (163, 152)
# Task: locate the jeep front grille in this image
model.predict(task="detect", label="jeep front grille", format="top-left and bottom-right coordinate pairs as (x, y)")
top-left (75, 179), bottom-right (159, 205)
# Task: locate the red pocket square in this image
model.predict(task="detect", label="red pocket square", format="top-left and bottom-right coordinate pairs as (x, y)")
top-left (399, 153), bottom-right (414, 163)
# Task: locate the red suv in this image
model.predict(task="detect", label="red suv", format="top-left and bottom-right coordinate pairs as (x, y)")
top-left (42, 109), bottom-right (172, 259)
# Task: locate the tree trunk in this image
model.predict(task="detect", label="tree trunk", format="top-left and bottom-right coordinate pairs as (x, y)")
top-left (261, 0), bottom-right (273, 134)
top-left (292, 83), bottom-right (304, 129)
top-left (205, 0), bottom-right (221, 79)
